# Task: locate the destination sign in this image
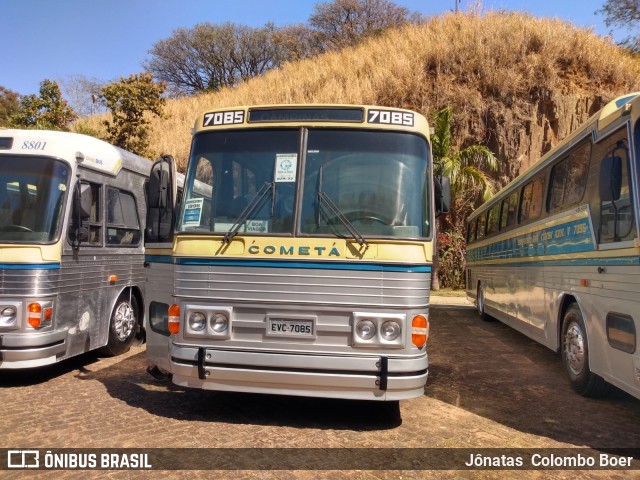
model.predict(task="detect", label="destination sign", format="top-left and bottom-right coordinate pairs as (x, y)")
top-left (248, 107), bottom-right (364, 123)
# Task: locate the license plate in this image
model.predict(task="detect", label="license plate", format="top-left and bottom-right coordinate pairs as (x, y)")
top-left (267, 317), bottom-right (315, 338)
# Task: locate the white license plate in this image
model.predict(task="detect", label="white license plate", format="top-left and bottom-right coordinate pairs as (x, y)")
top-left (267, 318), bottom-right (315, 338)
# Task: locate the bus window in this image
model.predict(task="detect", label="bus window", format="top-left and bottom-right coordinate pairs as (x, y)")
top-left (107, 188), bottom-right (141, 246)
top-left (486, 203), bottom-right (500, 236)
top-left (519, 175), bottom-right (545, 223)
top-left (476, 212), bottom-right (486, 240)
top-left (599, 132), bottom-right (636, 244)
top-left (500, 192), bottom-right (518, 230)
top-left (548, 142), bottom-right (590, 212)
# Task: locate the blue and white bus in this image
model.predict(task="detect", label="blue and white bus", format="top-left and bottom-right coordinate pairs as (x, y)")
top-left (466, 93), bottom-right (640, 399)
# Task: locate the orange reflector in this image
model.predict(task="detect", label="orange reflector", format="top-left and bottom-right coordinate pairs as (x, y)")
top-left (43, 308), bottom-right (53, 322)
top-left (109, 275), bottom-right (118, 283)
top-left (168, 304), bottom-right (181, 334)
top-left (28, 303), bottom-right (42, 328)
top-left (580, 279), bottom-right (589, 287)
top-left (412, 314), bottom-right (429, 347)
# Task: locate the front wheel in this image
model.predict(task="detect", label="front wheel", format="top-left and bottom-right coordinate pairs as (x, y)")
top-left (101, 292), bottom-right (138, 356)
top-left (476, 283), bottom-right (491, 321)
top-left (561, 304), bottom-right (610, 397)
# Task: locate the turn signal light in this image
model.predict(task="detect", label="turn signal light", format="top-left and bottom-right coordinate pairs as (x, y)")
top-left (412, 314), bottom-right (429, 347)
top-left (28, 303), bottom-right (42, 328)
top-left (168, 304), bottom-right (181, 334)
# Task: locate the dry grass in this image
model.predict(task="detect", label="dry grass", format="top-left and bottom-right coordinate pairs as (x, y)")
top-left (75, 12), bottom-right (640, 172)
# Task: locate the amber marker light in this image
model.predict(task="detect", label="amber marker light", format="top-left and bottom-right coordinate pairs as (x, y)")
top-left (109, 275), bottom-right (118, 283)
top-left (28, 303), bottom-right (42, 328)
top-left (168, 304), bottom-right (181, 334)
top-left (412, 314), bottom-right (429, 347)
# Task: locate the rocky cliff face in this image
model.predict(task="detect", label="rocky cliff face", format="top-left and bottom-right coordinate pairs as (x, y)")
top-left (478, 92), bottom-right (607, 184)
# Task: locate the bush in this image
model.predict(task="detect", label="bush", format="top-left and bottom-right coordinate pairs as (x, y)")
top-left (437, 230), bottom-right (466, 289)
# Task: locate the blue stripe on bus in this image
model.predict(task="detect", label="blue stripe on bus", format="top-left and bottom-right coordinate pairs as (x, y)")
top-left (467, 256), bottom-right (640, 268)
top-left (145, 255), bottom-right (173, 264)
top-left (171, 257), bottom-right (432, 273)
top-left (468, 217), bottom-right (595, 263)
top-left (0, 263), bottom-right (60, 270)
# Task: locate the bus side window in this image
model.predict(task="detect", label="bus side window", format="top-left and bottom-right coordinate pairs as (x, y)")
top-left (548, 141), bottom-right (591, 212)
top-left (598, 132), bottom-right (636, 244)
top-left (476, 213), bottom-right (486, 240)
top-left (106, 188), bottom-right (141, 246)
top-left (486, 203), bottom-right (500, 236)
top-left (519, 175), bottom-right (544, 224)
top-left (500, 191), bottom-right (518, 230)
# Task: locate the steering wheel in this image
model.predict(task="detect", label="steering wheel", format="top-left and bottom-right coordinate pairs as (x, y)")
top-left (2, 224), bottom-right (33, 232)
top-left (328, 211), bottom-right (391, 226)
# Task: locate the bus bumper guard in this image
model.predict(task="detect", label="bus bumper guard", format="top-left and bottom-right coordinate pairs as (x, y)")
top-left (0, 330), bottom-right (67, 368)
top-left (169, 345), bottom-right (428, 401)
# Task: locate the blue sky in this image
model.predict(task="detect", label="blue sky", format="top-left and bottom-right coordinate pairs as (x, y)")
top-left (1, 0), bottom-right (620, 96)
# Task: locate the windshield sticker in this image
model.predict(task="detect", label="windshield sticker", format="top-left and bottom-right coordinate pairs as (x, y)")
top-left (274, 153), bottom-right (297, 182)
top-left (215, 220), bottom-right (269, 233)
top-left (183, 198), bottom-right (204, 227)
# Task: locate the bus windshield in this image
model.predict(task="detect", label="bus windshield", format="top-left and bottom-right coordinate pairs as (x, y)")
top-left (0, 156), bottom-right (70, 243)
top-left (179, 128), bottom-right (430, 239)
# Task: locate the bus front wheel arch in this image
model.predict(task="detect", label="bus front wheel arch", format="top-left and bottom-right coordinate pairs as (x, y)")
top-left (560, 303), bottom-right (610, 397)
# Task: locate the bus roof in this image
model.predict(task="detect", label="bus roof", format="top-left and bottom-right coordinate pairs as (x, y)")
top-left (0, 129), bottom-right (152, 176)
top-left (192, 104), bottom-right (430, 137)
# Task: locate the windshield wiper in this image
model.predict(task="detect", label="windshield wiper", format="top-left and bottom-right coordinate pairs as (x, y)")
top-left (316, 165), bottom-right (368, 248)
top-left (223, 181), bottom-right (274, 244)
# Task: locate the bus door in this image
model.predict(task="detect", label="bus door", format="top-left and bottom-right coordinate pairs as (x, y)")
top-left (144, 156), bottom-right (178, 372)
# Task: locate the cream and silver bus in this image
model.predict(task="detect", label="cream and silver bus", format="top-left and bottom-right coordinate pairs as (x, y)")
top-left (0, 129), bottom-right (150, 368)
top-left (466, 93), bottom-right (640, 399)
top-left (145, 105), bottom-right (450, 401)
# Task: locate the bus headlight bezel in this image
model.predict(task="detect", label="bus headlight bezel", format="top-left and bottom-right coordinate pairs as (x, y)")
top-left (183, 305), bottom-right (232, 339)
top-left (352, 312), bottom-right (405, 348)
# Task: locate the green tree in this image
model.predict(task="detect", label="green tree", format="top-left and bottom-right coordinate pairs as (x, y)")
top-left (598, 0), bottom-right (640, 51)
top-left (430, 107), bottom-right (498, 289)
top-left (11, 80), bottom-right (77, 130)
top-left (432, 107), bottom-right (497, 230)
top-left (100, 73), bottom-right (165, 156)
top-left (0, 86), bottom-right (20, 127)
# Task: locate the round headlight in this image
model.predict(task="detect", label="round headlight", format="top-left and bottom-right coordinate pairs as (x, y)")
top-left (188, 312), bottom-right (207, 331)
top-left (381, 320), bottom-right (401, 341)
top-left (210, 313), bottom-right (228, 333)
top-left (356, 319), bottom-right (376, 340)
top-left (1, 306), bottom-right (17, 325)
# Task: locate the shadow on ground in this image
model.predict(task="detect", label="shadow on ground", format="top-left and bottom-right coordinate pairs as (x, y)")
top-left (426, 306), bottom-right (640, 451)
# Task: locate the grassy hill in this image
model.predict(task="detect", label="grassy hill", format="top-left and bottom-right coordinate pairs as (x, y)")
top-left (75, 12), bottom-right (640, 180)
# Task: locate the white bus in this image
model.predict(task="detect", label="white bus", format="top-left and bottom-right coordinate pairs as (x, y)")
top-left (0, 129), bottom-right (151, 368)
top-left (466, 93), bottom-right (640, 399)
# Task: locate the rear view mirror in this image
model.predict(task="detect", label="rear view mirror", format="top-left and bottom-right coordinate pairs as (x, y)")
top-left (79, 183), bottom-right (93, 219)
top-left (435, 175), bottom-right (451, 216)
top-left (599, 155), bottom-right (622, 202)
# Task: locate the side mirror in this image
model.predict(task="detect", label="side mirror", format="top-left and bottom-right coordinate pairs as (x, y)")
top-left (435, 175), bottom-right (451, 216)
top-left (599, 155), bottom-right (622, 202)
top-left (79, 183), bottom-right (93, 219)
top-left (77, 226), bottom-right (89, 243)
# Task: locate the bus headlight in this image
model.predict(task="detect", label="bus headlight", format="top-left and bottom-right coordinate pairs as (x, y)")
top-left (210, 313), bottom-right (228, 334)
top-left (0, 306), bottom-right (17, 327)
top-left (355, 319), bottom-right (376, 340)
top-left (381, 320), bottom-right (401, 341)
top-left (188, 312), bottom-right (207, 331)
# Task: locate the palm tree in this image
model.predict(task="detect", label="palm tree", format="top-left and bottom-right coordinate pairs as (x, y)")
top-left (430, 107), bottom-right (498, 289)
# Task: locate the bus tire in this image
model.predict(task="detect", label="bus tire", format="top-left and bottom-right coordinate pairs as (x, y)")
top-left (101, 292), bottom-right (138, 357)
top-left (476, 284), bottom-right (490, 321)
top-left (561, 304), bottom-right (610, 397)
